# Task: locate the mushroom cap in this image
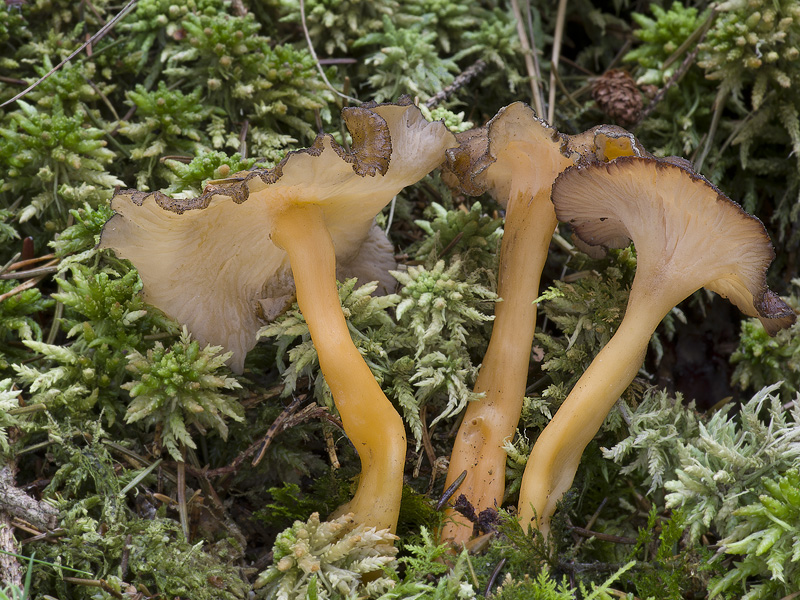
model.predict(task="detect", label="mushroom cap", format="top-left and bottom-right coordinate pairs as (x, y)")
top-left (101, 100), bottom-right (456, 371)
top-left (444, 102), bottom-right (572, 204)
top-left (564, 124), bottom-right (651, 165)
top-left (551, 156), bottom-right (796, 335)
top-left (336, 222), bottom-right (398, 296)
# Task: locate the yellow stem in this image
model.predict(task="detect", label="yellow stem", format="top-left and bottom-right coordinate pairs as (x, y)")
top-left (271, 203), bottom-right (406, 533)
top-left (517, 281), bottom-right (671, 539)
top-left (441, 188), bottom-right (557, 545)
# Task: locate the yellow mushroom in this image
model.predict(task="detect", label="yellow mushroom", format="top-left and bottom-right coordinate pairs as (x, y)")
top-left (101, 99), bottom-right (457, 532)
top-left (439, 104), bottom-right (648, 546)
top-left (517, 156), bottom-right (796, 540)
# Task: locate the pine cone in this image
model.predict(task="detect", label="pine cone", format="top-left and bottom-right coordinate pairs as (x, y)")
top-left (592, 69), bottom-right (642, 126)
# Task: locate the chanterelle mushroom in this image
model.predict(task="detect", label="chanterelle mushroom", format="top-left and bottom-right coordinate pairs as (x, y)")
top-left (439, 103), bottom-right (647, 546)
top-left (517, 156), bottom-right (796, 539)
top-left (101, 99), bottom-right (457, 532)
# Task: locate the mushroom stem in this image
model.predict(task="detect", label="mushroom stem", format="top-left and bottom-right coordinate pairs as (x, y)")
top-left (441, 188), bottom-right (557, 545)
top-left (270, 203), bottom-right (407, 533)
top-left (517, 279), bottom-right (671, 539)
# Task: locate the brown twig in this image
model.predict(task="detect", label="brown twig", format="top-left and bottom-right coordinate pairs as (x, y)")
top-left (0, 253), bottom-right (21, 277)
top-left (252, 396), bottom-right (307, 467)
top-left (9, 519), bottom-right (41, 536)
top-left (240, 385), bottom-right (285, 409)
top-left (483, 557), bottom-right (507, 597)
top-left (202, 401), bottom-right (342, 478)
top-left (436, 469), bottom-right (467, 510)
top-left (424, 59), bottom-right (487, 110)
top-left (158, 155), bottom-right (194, 164)
top-left (0, 76), bottom-right (26, 86)
top-left (18, 528), bottom-right (66, 545)
top-left (574, 497), bottom-right (608, 551)
top-left (0, 275), bottom-right (47, 303)
top-left (510, 0), bottom-right (545, 117)
top-left (437, 231), bottom-right (464, 260)
top-left (82, 0), bottom-right (109, 28)
top-left (0, 263), bottom-right (59, 280)
top-left (637, 44), bottom-right (703, 124)
top-left (559, 560), bottom-right (639, 573)
top-left (570, 525), bottom-right (637, 544)
top-left (0, 253), bottom-right (56, 275)
top-left (203, 397), bottom-right (306, 476)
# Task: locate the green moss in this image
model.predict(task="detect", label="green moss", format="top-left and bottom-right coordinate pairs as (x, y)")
top-left (124, 328), bottom-right (243, 461)
top-left (0, 97), bottom-right (122, 228)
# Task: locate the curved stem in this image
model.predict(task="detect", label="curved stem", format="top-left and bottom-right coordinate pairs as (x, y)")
top-left (441, 189), bottom-right (557, 545)
top-left (517, 283), bottom-right (670, 539)
top-left (271, 203), bottom-right (406, 532)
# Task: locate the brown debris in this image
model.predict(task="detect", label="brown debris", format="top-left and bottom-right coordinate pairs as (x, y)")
top-left (592, 70), bottom-right (643, 127)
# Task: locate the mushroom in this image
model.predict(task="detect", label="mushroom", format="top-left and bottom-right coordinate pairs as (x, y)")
top-left (101, 98), bottom-right (457, 532)
top-left (517, 156), bottom-right (796, 539)
top-left (440, 103), bottom-right (648, 545)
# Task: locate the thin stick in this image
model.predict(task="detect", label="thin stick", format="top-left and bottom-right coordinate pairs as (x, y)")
top-left (299, 0), bottom-right (359, 105)
top-left (0, 275), bottom-right (46, 303)
top-left (424, 59), bottom-right (487, 109)
top-left (203, 401), bottom-right (341, 478)
top-left (437, 231), bottom-right (464, 259)
top-left (523, 0), bottom-right (546, 115)
top-left (0, 253), bottom-right (21, 277)
top-left (118, 458), bottom-right (163, 496)
top-left (510, 0), bottom-right (545, 117)
top-left (695, 87), bottom-right (728, 172)
top-left (82, 0), bottom-right (109, 29)
top-left (0, 264), bottom-right (59, 280)
top-left (8, 404), bottom-right (47, 416)
top-left (62, 578), bottom-right (124, 599)
top-left (84, 77), bottom-right (120, 121)
top-left (324, 429), bottom-right (340, 469)
top-left (418, 406), bottom-right (437, 475)
top-left (483, 558), bottom-right (507, 597)
top-left (662, 7), bottom-right (716, 70)
top-left (547, 0), bottom-right (569, 124)
top-left (1, 0), bottom-right (139, 108)
top-left (1, 253), bottom-right (56, 273)
top-left (252, 396), bottom-right (305, 467)
top-left (239, 119), bottom-right (249, 158)
top-left (570, 526), bottom-right (637, 544)
top-left (574, 497), bottom-right (608, 551)
top-left (552, 67), bottom-right (582, 110)
top-left (436, 469), bottom-right (467, 510)
top-left (637, 44), bottom-right (704, 123)
top-left (176, 457), bottom-right (190, 541)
